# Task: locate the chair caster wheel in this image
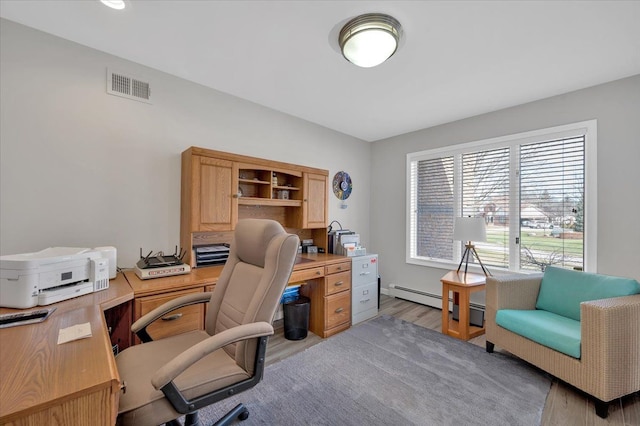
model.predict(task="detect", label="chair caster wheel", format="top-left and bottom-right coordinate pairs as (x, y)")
top-left (238, 409), bottom-right (249, 421)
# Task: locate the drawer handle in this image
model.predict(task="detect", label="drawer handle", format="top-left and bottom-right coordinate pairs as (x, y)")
top-left (161, 313), bottom-right (183, 321)
top-left (335, 307), bottom-right (344, 314)
top-left (360, 299), bottom-right (371, 303)
top-left (336, 266), bottom-right (342, 271)
top-left (360, 272), bottom-right (371, 276)
top-left (334, 281), bottom-right (344, 286)
top-left (316, 271), bottom-right (322, 275)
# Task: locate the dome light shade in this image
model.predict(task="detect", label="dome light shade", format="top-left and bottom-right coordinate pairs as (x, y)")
top-left (100, 0), bottom-right (126, 10)
top-left (339, 13), bottom-right (402, 68)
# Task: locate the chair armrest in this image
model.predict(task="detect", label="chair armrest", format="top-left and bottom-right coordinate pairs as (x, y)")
top-left (486, 273), bottom-right (543, 314)
top-left (132, 292), bottom-right (213, 342)
top-left (581, 294), bottom-right (640, 386)
top-left (151, 321), bottom-right (274, 390)
top-left (485, 273), bottom-right (542, 343)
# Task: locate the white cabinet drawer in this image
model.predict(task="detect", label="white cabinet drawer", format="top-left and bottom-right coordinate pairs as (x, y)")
top-left (351, 281), bottom-right (377, 315)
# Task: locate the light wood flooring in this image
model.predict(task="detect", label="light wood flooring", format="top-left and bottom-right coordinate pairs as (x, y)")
top-left (267, 295), bottom-right (640, 426)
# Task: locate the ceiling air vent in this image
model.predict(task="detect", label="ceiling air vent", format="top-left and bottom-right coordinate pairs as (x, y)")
top-left (107, 69), bottom-right (151, 104)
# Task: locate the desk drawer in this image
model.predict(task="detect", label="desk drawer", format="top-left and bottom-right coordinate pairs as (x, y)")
top-left (135, 288), bottom-right (204, 342)
top-left (325, 261), bottom-right (351, 275)
top-left (325, 291), bottom-right (351, 330)
top-left (290, 266), bottom-right (324, 283)
top-left (325, 271), bottom-right (351, 296)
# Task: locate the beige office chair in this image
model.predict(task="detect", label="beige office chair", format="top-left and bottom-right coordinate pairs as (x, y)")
top-left (116, 219), bottom-right (299, 426)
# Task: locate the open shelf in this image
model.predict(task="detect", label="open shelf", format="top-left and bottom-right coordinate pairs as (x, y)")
top-left (238, 178), bottom-right (270, 185)
top-left (445, 314), bottom-right (485, 339)
top-left (237, 197), bottom-right (302, 207)
top-left (273, 185), bottom-right (300, 191)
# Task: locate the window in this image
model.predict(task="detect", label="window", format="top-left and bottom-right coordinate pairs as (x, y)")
top-left (407, 120), bottom-right (597, 273)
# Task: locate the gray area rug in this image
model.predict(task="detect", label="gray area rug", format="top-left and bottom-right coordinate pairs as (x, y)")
top-left (196, 315), bottom-right (550, 425)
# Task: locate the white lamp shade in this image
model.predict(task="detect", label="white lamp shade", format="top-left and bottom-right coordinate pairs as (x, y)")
top-left (453, 217), bottom-right (487, 242)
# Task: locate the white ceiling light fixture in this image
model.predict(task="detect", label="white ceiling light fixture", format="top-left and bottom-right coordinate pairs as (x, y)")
top-left (100, 0), bottom-right (126, 10)
top-left (338, 13), bottom-right (403, 68)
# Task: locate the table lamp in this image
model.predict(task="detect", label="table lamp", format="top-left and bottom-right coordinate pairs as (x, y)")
top-left (453, 217), bottom-right (491, 276)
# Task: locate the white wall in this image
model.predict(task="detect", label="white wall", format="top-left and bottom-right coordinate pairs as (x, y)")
top-left (0, 20), bottom-right (372, 267)
top-left (371, 74), bottom-right (640, 304)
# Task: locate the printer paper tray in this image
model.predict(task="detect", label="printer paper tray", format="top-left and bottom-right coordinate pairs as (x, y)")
top-left (38, 281), bottom-right (94, 305)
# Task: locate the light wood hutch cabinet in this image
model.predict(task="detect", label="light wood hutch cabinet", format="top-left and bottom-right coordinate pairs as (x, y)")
top-left (301, 172), bottom-right (328, 229)
top-left (183, 155), bottom-right (237, 232)
top-left (181, 147), bottom-right (329, 267)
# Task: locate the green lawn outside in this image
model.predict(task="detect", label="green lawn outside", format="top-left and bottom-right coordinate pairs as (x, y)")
top-left (483, 227), bottom-right (583, 261)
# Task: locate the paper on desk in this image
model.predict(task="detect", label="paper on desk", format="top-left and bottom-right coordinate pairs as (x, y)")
top-left (57, 322), bottom-right (92, 344)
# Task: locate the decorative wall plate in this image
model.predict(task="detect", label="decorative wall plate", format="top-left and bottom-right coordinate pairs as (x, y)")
top-left (332, 171), bottom-right (352, 200)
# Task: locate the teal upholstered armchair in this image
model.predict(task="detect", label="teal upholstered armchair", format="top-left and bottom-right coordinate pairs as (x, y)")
top-left (485, 267), bottom-right (640, 418)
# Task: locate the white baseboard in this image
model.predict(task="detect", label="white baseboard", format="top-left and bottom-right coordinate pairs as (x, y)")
top-left (274, 303), bottom-right (284, 321)
top-left (388, 283), bottom-right (442, 309)
top-left (388, 283), bottom-right (485, 311)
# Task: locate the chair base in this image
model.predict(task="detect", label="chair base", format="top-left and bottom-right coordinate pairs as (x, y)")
top-left (165, 404), bottom-right (249, 426)
top-left (213, 403), bottom-right (249, 426)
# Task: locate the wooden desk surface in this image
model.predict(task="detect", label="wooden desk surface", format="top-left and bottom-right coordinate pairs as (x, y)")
top-left (0, 274), bottom-right (133, 424)
top-left (125, 253), bottom-right (350, 297)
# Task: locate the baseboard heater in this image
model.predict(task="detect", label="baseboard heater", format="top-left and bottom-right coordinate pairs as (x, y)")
top-left (389, 284), bottom-right (485, 325)
top-left (389, 284), bottom-right (442, 309)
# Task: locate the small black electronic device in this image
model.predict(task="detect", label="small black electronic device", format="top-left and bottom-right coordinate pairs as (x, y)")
top-left (136, 246), bottom-right (186, 269)
top-left (0, 307), bottom-right (56, 329)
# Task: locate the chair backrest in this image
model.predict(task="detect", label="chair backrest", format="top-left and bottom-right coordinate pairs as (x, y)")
top-left (204, 219), bottom-right (299, 373)
top-left (535, 266), bottom-right (640, 321)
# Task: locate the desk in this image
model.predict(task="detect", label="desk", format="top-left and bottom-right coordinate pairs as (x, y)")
top-left (0, 253), bottom-right (350, 425)
top-left (125, 253), bottom-right (351, 340)
top-left (0, 274), bottom-right (133, 425)
top-left (440, 271), bottom-right (486, 340)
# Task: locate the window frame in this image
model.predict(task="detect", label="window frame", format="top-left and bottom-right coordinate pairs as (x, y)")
top-left (406, 120), bottom-right (597, 273)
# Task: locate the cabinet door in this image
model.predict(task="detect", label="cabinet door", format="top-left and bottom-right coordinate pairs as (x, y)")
top-left (193, 156), bottom-right (237, 231)
top-left (302, 172), bottom-right (327, 228)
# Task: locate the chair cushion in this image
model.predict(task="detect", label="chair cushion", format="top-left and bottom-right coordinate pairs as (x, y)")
top-left (496, 309), bottom-right (582, 358)
top-left (117, 330), bottom-right (250, 426)
top-left (535, 266), bottom-right (640, 321)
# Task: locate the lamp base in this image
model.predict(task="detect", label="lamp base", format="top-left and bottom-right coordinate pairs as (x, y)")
top-left (456, 243), bottom-right (491, 276)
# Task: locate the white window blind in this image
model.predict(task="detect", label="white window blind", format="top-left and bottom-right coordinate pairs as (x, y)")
top-left (461, 147), bottom-right (510, 269)
top-left (519, 136), bottom-right (585, 271)
top-left (412, 156), bottom-right (454, 262)
top-left (406, 120), bottom-right (595, 273)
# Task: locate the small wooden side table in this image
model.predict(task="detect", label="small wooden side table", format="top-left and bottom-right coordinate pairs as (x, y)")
top-left (441, 271), bottom-right (486, 340)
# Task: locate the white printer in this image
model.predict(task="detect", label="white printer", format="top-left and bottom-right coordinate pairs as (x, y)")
top-left (0, 247), bottom-right (110, 309)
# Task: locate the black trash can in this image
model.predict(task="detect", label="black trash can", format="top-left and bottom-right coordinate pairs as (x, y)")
top-left (283, 296), bottom-right (310, 341)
